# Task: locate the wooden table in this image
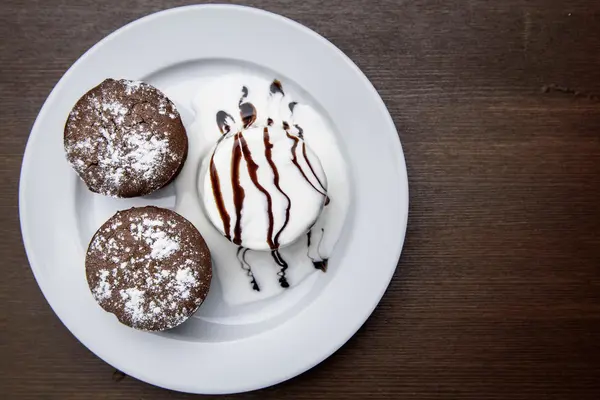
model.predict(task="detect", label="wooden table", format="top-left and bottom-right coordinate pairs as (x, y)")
top-left (2, 0), bottom-right (599, 398)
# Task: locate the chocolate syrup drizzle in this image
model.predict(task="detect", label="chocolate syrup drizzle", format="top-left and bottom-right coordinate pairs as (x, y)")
top-left (271, 250), bottom-right (290, 288)
top-left (238, 87), bottom-right (257, 129)
top-left (294, 124), bottom-right (304, 138)
top-left (216, 111), bottom-right (233, 134)
top-left (302, 140), bottom-right (330, 205)
top-left (306, 229), bottom-right (328, 271)
top-left (239, 86), bottom-right (249, 104)
top-left (283, 99), bottom-right (328, 205)
top-left (270, 79), bottom-right (284, 95)
top-left (264, 127), bottom-right (292, 248)
top-left (285, 130), bottom-right (328, 202)
top-left (212, 80), bottom-right (332, 290)
top-left (237, 247), bottom-right (260, 291)
top-left (209, 139), bottom-right (231, 241)
top-left (231, 133), bottom-right (245, 245)
top-left (239, 103), bottom-right (256, 128)
top-left (284, 112), bottom-right (330, 205)
top-left (238, 132), bottom-right (276, 249)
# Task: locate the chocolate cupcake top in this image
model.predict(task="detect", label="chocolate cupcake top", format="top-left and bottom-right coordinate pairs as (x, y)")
top-left (64, 79), bottom-right (188, 198)
top-left (85, 206), bottom-right (212, 331)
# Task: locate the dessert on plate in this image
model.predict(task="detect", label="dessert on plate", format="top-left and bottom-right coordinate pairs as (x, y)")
top-left (64, 79), bottom-right (188, 198)
top-left (85, 206), bottom-right (212, 331)
top-left (190, 76), bottom-right (347, 302)
top-left (203, 82), bottom-right (328, 252)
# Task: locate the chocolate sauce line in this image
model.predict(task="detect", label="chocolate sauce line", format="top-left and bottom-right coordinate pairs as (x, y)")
top-left (270, 79), bottom-right (284, 96)
top-left (238, 87), bottom-right (257, 129)
top-left (242, 248), bottom-right (260, 291)
top-left (231, 133), bottom-right (245, 245)
top-left (239, 86), bottom-right (248, 106)
top-left (237, 247), bottom-right (260, 291)
top-left (271, 250), bottom-right (290, 288)
top-left (286, 131), bottom-right (328, 199)
top-left (289, 101), bottom-right (298, 113)
top-left (264, 127), bottom-right (292, 248)
top-left (301, 141), bottom-right (330, 205)
top-left (314, 228), bottom-right (328, 271)
top-left (216, 111), bottom-right (234, 135)
top-left (313, 259), bottom-right (328, 272)
top-left (238, 132), bottom-right (276, 250)
top-left (210, 149), bottom-right (231, 241)
top-left (294, 124), bottom-right (304, 138)
top-left (306, 230), bottom-right (328, 271)
top-left (239, 102), bottom-right (257, 129)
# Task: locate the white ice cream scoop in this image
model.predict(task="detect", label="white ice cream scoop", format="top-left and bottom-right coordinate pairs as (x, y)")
top-left (203, 125), bottom-right (328, 251)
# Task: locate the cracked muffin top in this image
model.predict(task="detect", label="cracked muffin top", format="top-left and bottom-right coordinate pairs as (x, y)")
top-left (64, 79), bottom-right (188, 197)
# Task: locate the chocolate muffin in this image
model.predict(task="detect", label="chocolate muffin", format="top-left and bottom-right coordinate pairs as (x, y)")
top-left (64, 79), bottom-right (188, 197)
top-left (85, 206), bottom-right (212, 331)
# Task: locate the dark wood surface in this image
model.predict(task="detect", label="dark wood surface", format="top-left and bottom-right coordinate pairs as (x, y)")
top-left (2, 0), bottom-right (600, 398)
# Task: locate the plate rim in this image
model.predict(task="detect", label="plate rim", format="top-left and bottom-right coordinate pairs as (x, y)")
top-left (19, 4), bottom-right (409, 394)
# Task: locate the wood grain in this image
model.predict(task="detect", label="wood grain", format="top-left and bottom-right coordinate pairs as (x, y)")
top-left (1, 0), bottom-right (600, 398)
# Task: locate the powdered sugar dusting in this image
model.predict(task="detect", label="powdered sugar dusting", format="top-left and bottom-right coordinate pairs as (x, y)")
top-left (175, 267), bottom-right (197, 299)
top-left (120, 288), bottom-right (146, 322)
top-left (93, 124), bottom-right (171, 192)
top-left (151, 235), bottom-right (180, 259)
top-left (176, 267), bottom-right (196, 285)
top-left (130, 218), bottom-right (181, 260)
top-left (127, 134), bottom-right (170, 180)
top-left (93, 269), bottom-right (112, 301)
top-left (101, 100), bottom-right (128, 124)
top-left (124, 80), bottom-right (143, 95)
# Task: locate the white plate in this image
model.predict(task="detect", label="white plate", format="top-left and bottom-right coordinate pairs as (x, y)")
top-left (19, 5), bottom-right (408, 394)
